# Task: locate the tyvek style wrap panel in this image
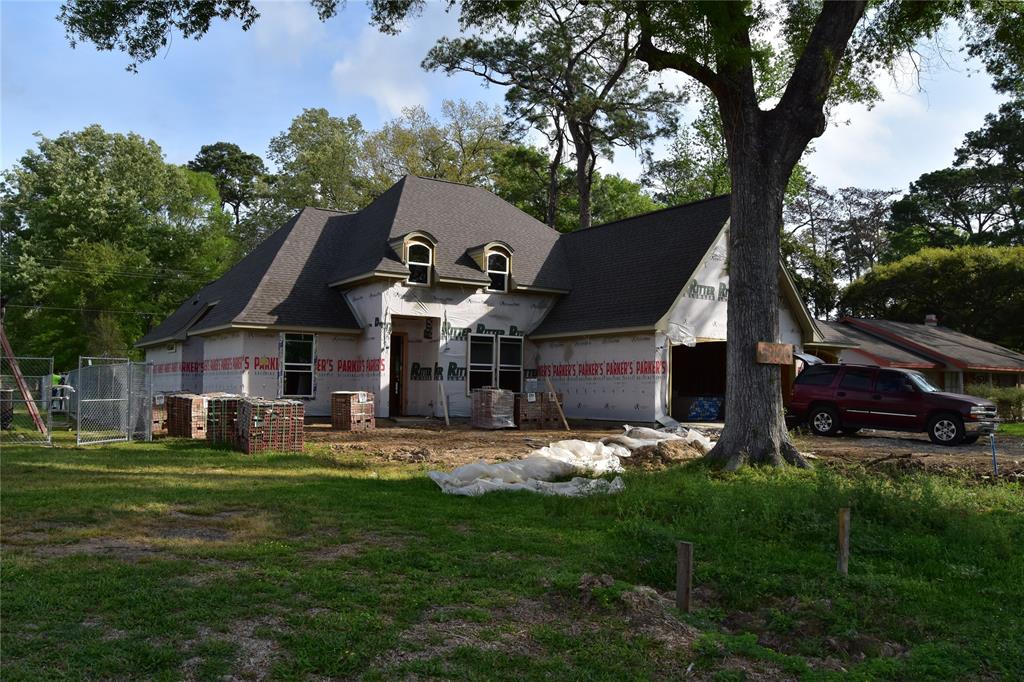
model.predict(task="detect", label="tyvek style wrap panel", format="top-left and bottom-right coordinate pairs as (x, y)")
top-left (148, 342), bottom-right (184, 394)
top-left (533, 334), bottom-right (666, 422)
top-left (345, 281), bottom-right (557, 418)
top-left (660, 227), bottom-right (804, 346)
top-left (201, 333), bottom-right (246, 394)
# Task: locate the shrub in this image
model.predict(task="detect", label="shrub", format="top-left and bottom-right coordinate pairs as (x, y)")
top-left (965, 383), bottom-right (1024, 422)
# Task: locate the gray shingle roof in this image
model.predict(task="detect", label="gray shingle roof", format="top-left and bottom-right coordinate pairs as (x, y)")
top-left (846, 318), bottom-right (1024, 371)
top-left (329, 175), bottom-right (570, 289)
top-left (138, 208), bottom-right (361, 345)
top-left (531, 196), bottom-right (731, 337)
top-left (139, 179), bottom-right (731, 347)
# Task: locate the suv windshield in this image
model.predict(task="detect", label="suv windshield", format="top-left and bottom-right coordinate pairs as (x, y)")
top-left (907, 371), bottom-right (939, 392)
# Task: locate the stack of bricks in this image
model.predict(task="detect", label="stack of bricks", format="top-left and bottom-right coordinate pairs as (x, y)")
top-left (150, 401), bottom-right (167, 437)
top-left (237, 398), bottom-right (304, 454)
top-left (165, 394), bottom-right (207, 439)
top-left (514, 391), bottom-right (564, 430)
top-left (470, 388), bottom-right (516, 429)
top-left (206, 395), bottom-right (240, 447)
top-left (331, 391), bottom-right (375, 431)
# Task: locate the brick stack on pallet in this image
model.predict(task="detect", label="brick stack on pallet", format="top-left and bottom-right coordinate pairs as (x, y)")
top-left (151, 401), bottom-right (167, 437)
top-left (470, 388), bottom-right (516, 429)
top-left (165, 394), bottom-right (207, 439)
top-left (237, 398), bottom-right (304, 454)
top-left (331, 391), bottom-right (375, 431)
top-left (514, 391), bottom-right (564, 430)
top-left (206, 395), bottom-right (240, 446)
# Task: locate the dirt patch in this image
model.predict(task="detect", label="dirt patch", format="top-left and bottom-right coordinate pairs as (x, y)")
top-left (377, 598), bottom-right (562, 669)
top-left (181, 615), bottom-right (285, 682)
top-left (625, 440), bottom-right (705, 470)
top-left (304, 531), bottom-right (412, 561)
top-left (796, 430), bottom-right (1024, 481)
top-left (81, 616), bottom-right (129, 641)
top-left (305, 421), bottom-right (622, 469)
top-left (25, 536), bottom-right (165, 560)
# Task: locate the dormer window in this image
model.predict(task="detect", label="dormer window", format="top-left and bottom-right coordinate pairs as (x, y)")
top-left (407, 241), bottom-right (432, 285)
top-left (486, 250), bottom-right (510, 292)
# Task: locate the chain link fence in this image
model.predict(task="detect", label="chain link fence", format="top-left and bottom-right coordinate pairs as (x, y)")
top-left (68, 357), bottom-right (152, 445)
top-left (0, 355), bottom-right (53, 447)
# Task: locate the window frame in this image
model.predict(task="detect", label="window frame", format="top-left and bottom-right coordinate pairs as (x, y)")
top-left (497, 336), bottom-right (523, 393)
top-left (281, 332), bottom-right (316, 398)
top-left (485, 248), bottom-right (510, 293)
top-left (467, 333), bottom-right (496, 394)
top-left (405, 239), bottom-right (433, 287)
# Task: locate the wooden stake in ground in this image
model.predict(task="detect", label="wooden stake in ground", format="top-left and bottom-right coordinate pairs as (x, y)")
top-left (437, 381), bottom-right (450, 426)
top-left (838, 507), bottom-right (851, 576)
top-left (544, 377), bottom-right (570, 431)
top-left (676, 541), bottom-right (693, 612)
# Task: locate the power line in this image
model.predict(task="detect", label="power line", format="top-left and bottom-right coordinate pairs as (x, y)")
top-left (0, 262), bottom-right (211, 282)
top-left (0, 255), bottom-right (219, 278)
top-left (4, 303), bottom-right (158, 317)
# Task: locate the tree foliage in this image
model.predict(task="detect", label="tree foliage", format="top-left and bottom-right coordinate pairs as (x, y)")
top-left (361, 100), bottom-right (510, 199)
top-left (423, 0), bottom-right (679, 229)
top-left (187, 142), bottom-right (268, 226)
top-left (267, 108), bottom-right (366, 213)
top-left (0, 125), bottom-right (234, 368)
top-left (887, 98), bottom-right (1024, 261)
top-left (841, 246), bottom-right (1024, 352)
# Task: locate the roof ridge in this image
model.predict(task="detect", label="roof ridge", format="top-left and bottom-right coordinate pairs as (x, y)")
top-left (566, 194), bottom-right (731, 235)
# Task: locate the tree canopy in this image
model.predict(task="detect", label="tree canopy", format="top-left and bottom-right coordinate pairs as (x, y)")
top-left (841, 245), bottom-right (1024, 352)
top-left (0, 126), bottom-right (234, 368)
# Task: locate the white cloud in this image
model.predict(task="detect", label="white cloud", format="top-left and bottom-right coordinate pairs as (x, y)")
top-left (329, 4), bottom-right (466, 118)
top-left (251, 1), bottom-right (327, 64)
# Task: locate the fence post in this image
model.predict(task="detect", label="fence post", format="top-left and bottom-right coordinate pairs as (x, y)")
top-left (76, 356), bottom-right (83, 446)
top-left (838, 507), bottom-right (851, 576)
top-left (676, 541), bottom-right (693, 612)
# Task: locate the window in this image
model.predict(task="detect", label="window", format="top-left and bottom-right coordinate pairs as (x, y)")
top-left (876, 370), bottom-right (914, 393)
top-left (486, 250), bottom-right (509, 292)
top-left (407, 242), bottom-right (432, 285)
top-left (282, 333), bottom-right (314, 397)
top-left (466, 334), bottom-right (524, 392)
top-left (838, 368), bottom-right (875, 391)
top-left (468, 335), bottom-right (495, 390)
top-left (498, 337), bottom-right (523, 392)
top-left (794, 365), bottom-right (839, 386)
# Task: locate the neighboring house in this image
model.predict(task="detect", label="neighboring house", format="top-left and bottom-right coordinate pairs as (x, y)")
top-left (137, 175), bottom-right (821, 421)
top-left (808, 317), bottom-right (1024, 392)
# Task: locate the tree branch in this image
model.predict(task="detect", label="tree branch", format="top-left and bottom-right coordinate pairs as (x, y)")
top-left (636, 2), bottom-right (722, 95)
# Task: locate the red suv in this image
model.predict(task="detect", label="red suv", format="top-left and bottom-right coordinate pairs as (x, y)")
top-left (789, 364), bottom-right (997, 445)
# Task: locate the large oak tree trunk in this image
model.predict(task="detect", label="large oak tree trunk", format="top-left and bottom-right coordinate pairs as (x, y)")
top-left (705, 120), bottom-right (807, 470)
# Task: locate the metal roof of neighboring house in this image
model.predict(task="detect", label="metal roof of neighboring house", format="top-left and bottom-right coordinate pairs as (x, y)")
top-left (844, 318), bottom-right (1024, 372)
top-left (531, 196), bottom-right (732, 337)
top-left (138, 179), bottom-right (735, 347)
top-left (813, 320), bottom-right (942, 369)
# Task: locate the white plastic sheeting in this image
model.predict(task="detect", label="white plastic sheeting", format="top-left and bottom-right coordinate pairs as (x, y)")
top-left (427, 424), bottom-right (715, 497)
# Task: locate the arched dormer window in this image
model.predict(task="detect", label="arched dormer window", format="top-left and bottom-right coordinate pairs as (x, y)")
top-left (486, 247), bottom-right (511, 292)
top-left (406, 239), bottom-right (433, 286)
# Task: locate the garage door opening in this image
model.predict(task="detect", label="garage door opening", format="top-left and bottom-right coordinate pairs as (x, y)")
top-left (670, 341), bottom-right (727, 422)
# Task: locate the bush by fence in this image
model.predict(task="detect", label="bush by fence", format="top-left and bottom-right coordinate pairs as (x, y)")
top-left (965, 384), bottom-right (1024, 422)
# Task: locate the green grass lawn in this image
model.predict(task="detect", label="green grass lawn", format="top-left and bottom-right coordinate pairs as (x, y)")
top-left (999, 421), bottom-right (1024, 437)
top-left (2, 437), bottom-right (1022, 681)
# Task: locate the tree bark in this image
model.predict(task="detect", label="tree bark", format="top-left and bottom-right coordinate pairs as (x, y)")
top-left (546, 132), bottom-right (564, 228)
top-left (705, 111), bottom-right (808, 470)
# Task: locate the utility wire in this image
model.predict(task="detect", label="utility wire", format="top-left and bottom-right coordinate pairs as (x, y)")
top-left (4, 303), bottom-right (158, 317)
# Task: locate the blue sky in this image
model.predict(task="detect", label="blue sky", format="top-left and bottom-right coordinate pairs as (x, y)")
top-left (1, 0), bottom-right (1009, 193)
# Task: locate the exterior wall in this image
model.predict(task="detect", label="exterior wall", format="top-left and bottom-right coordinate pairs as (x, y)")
top-left (180, 337), bottom-right (204, 393)
top-left (346, 280), bottom-right (557, 418)
top-left (201, 333), bottom-right (246, 394)
top-left (148, 342), bottom-right (184, 394)
top-left (533, 333), bottom-right (666, 422)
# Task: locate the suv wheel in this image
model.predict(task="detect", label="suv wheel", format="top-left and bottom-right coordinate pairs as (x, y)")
top-left (928, 413), bottom-right (965, 446)
top-left (808, 405), bottom-right (840, 437)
